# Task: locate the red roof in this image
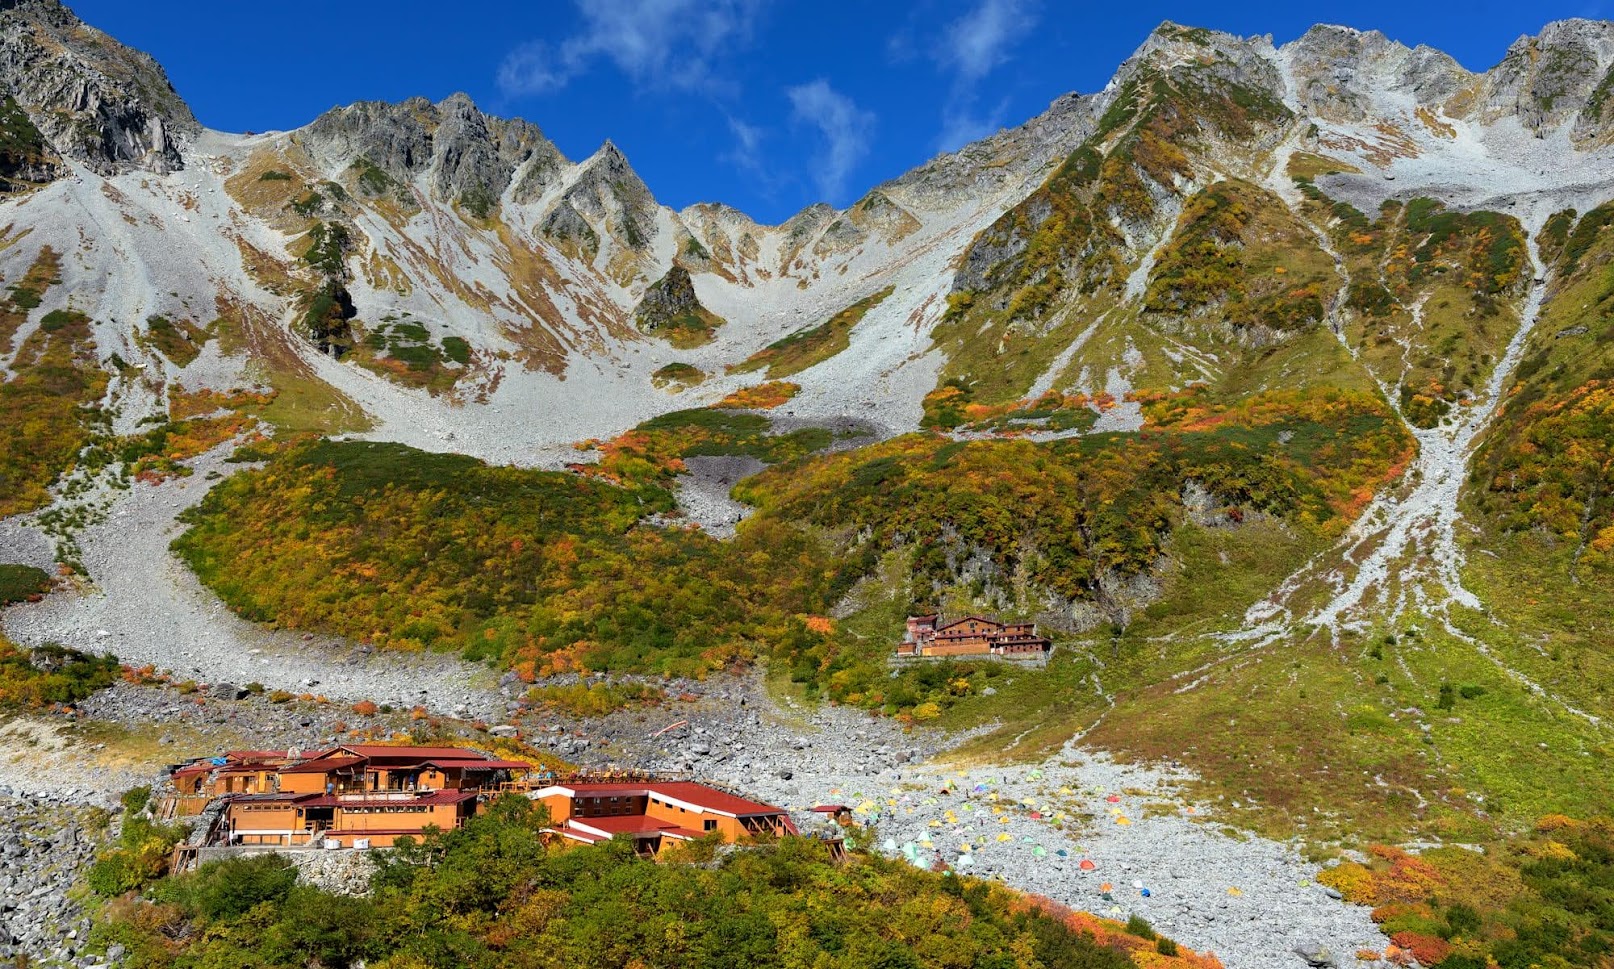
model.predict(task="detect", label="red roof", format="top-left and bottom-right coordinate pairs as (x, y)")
top-left (279, 756), bottom-right (368, 774)
top-left (644, 781), bottom-right (787, 817)
top-left (574, 816), bottom-right (700, 837)
top-left (554, 780), bottom-right (787, 817)
top-left (224, 749), bottom-right (293, 761)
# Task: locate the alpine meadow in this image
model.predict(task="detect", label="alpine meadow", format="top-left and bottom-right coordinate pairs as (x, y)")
top-left (1, 2), bottom-right (1613, 968)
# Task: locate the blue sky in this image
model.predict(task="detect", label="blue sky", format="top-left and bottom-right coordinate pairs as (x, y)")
top-left (70, 0), bottom-right (1605, 223)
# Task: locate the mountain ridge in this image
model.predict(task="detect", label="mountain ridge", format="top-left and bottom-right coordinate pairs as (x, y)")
top-left (0, 0), bottom-right (1609, 780)
top-left (4, 9), bottom-right (1614, 967)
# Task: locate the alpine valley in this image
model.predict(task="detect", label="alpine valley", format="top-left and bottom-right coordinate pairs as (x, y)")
top-left (1, 1), bottom-right (1613, 967)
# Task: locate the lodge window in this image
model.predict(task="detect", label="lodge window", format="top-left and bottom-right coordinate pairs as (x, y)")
top-left (703, 820), bottom-right (717, 832)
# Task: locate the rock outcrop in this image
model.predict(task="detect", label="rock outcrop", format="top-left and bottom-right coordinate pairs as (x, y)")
top-left (0, 792), bottom-right (108, 966)
top-left (633, 263), bottom-right (720, 340)
top-left (0, 0), bottom-right (197, 174)
top-left (1283, 25), bottom-right (1471, 123)
top-left (303, 93), bottom-right (564, 212)
top-left (1482, 19), bottom-right (1614, 132)
top-left (539, 140), bottom-right (660, 260)
top-left (0, 93), bottom-right (60, 192)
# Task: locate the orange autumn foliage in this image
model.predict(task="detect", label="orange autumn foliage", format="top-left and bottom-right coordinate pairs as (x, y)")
top-left (800, 615), bottom-right (835, 635)
top-left (1388, 931), bottom-right (1450, 966)
top-left (716, 381), bottom-right (799, 410)
top-left (1015, 894), bottom-right (1224, 968)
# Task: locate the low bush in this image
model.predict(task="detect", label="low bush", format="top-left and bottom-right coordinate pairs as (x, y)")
top-left (95, 796), bottom-right (1197, 969)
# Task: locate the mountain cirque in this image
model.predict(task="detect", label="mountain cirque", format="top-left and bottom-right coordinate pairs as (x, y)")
top-left (3, 2), bottom-right (1614, 967)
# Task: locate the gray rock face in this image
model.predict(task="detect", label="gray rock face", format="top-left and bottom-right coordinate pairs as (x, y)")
top-left (0, 0), bottom-right (197, 174)
top-left (1283, 25), bottom-right (1471, 122)
top-left (875, 85), bottom-right (1095, 218)
top-left (0, 793), bottom-right (109, 965)
top-left (1483, 19), bottom-right (1614, 132)
top-left (305, 98), bottom-right (433, 179)
top-left (1292, 942), bottom-right (1337, 967)
top-left (1280, 19), bottom-right (1614, 137)
top-left (0, 93), bottom-right (60, 191)
top-left (540, 140), bottom-right (659, 257)
top-left (1115, 21), bottom-right (1285, 99)
top-left (633, 264), bottom-right (707, 334)
top-left (303, 93), bottom-right (562, 212)
top-left (287, 849), bottom-right (376, 896)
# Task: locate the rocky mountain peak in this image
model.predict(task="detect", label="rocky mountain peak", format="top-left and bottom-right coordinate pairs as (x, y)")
top-left (1282, 23), bottom-right (1471, 122)
top-left (0, 0), bottom-right (197, 174)
top-left (581, 139), bottom-right (640, 183)
top-left (304, 93), bottom-right (560, 213)
top-left (538, 138), bottom-right (659, 257)
top-left (1122, 21), bottom-right (1276, 77)
top-left (1105, 20), bottom-right (1287, 132)
top-left (1484, 18), bottom-right (1614, 132)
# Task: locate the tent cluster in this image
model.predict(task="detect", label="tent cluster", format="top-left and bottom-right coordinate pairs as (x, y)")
top-left (788, 763), bottom-right (1281, 940)
top-left (816, 770), bottom-right (1163, 902)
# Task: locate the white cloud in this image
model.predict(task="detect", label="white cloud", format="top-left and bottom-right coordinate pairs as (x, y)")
top-left (925, 0), bottom-right (1037, 152)
top-left (498, 0), bottom-right (763, 98)
top-left (724, 115), bottom-right (768, 174)
top-left (497, 41), bottom-right (571, 97)
top-left (787, 80), bottom-right (875, 203)
top-left (935, 97), bottom-right (1012, 153)
top-left (939, 0), bottom-right (1036, 81)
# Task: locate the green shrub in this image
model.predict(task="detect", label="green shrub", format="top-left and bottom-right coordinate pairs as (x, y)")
top-left (122, 787), bottom-right (151, 813)
top-left (86, 805), bottom-right (184, 897)
top-left (441, 335), bottom-right (471, 365)
top-left (460, 185), bottom-right (497, 219)
top-left (0, 563), bottom-right (50, 604)
top-left (155, 853), bottom-right (297, 921)
top-left (99, 796), bottom-right (1146, 969)
top-left (259, 170), bottom-right (293, 182)
top-left (0, 639), bottom-right (119, 709)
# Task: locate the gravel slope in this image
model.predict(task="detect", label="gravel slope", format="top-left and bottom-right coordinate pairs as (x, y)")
top-left (523, 676), bottom-right (1384, 969)
top-left (0, 448), bottom-right (504, 719)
